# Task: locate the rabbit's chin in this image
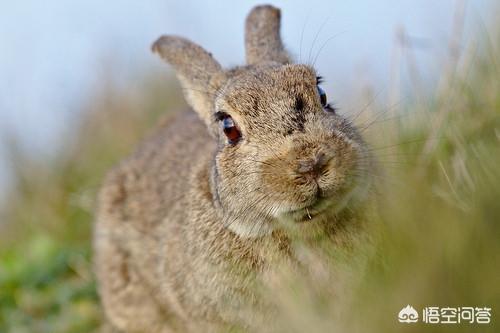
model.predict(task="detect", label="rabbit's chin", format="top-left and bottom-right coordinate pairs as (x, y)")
top-left (225, 218), bottom-right (275, 238)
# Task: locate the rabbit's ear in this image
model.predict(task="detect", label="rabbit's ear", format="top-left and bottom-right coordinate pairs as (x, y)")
top-left (245, 5), bottom-right (291, 65)
top-left (152, 36), bottom-right (226, 132)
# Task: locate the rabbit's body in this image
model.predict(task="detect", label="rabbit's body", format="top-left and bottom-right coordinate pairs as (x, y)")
top-left (95, 5), bottom-right (373, 333)
top-left (96, 111), bottom-right (290, 331)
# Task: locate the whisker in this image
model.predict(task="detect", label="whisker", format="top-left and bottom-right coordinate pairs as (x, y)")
top-left (311, 30), bottom-right (347, 67)
top-left (349, 88), bottom-right (386, 124)
top-left (356, 98), bottom-right (407, 129)
top-left (307, 17), bottom-right (331, 65)
top-left (358, 112), bottom-right (413, 133)
top-left (299, 8), bottom-right (312, 63)
top-left (367, 137), bottom-right (441, 152)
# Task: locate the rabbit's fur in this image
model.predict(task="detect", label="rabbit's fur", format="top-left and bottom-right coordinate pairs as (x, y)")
top-left (94, 5), bottom-right (373, 333)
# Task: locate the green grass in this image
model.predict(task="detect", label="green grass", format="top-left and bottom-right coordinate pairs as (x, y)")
top-left (1, 25), bottom-right (499, 333)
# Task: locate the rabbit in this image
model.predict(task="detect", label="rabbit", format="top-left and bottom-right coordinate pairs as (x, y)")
top-left (94, 4), bottom-right (374, 333)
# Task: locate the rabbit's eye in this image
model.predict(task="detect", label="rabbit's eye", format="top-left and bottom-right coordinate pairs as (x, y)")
top-left (317, 85), bottom-right (336, 113)
top-left (221, 115), bottom-right (241, 144)
top-left (317, 86), bottom-right (327, 107)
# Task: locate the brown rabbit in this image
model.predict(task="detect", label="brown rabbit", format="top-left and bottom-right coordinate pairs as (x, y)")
top-left (94, 4), bottom-right (374, 332)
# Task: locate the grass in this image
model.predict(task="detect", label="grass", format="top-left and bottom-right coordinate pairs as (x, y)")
top-left (0, 23), bottom-right (499, 333)
top-left (0, 76), bottom-right (183, 332)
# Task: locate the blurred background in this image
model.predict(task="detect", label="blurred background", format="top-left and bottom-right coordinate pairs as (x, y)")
top-left (0, 1), bottom-right (499, 332)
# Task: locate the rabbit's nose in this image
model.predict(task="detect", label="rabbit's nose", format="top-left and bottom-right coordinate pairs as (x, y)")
top-left (296, 152), bottom-right (330, 177)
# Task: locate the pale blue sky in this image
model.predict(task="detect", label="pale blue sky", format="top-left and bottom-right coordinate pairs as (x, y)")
top-left (0, 0), bottom-right (495, 202)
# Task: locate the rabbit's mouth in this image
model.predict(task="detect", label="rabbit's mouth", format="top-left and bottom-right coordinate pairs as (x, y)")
top-left (282, 197), bottom-right (334, 223)
top-left (280, 182), bottom-right (366, 224)
top-left (286, 199), bottom-right (332, 223)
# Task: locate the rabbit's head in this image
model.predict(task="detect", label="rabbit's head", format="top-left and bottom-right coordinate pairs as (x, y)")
top-left (153, 5), bottom-right (372, 237)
